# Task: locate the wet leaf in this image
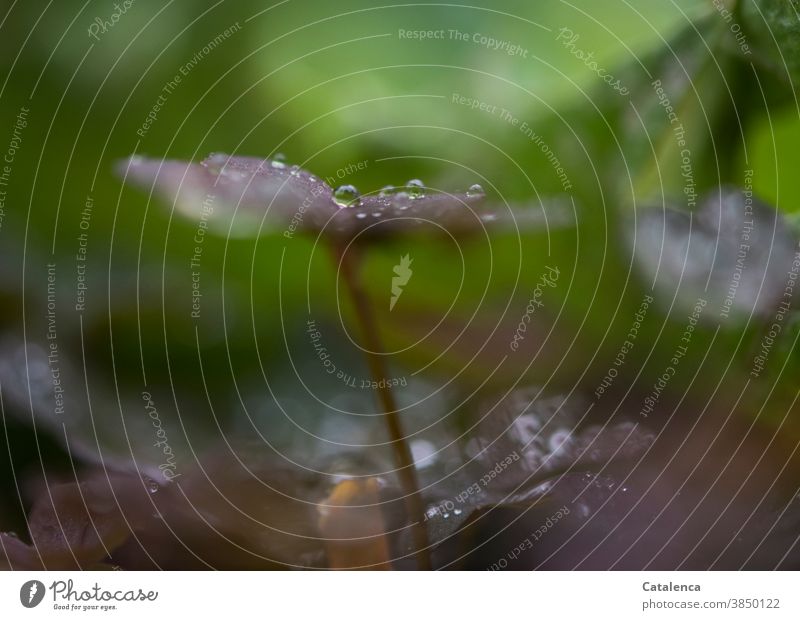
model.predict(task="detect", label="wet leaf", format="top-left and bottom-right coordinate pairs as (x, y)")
top-left (432, 392), bottom-right (800, 570)
top-left (116, 153), bottom-right (543, 240)
top-left (461, 388), bottom-right (653, 493)
top-left (415, 387), bottom-right (655, 558)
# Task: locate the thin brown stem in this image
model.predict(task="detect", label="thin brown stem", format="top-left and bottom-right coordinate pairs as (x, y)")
top-left (331, 242), bottom-right (431, 570)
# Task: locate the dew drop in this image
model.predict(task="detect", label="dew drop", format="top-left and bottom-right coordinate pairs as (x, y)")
top-left (145, 477), bottom-right (160, 494)
top-left (355, 212), bottom-right (367, 219)
top-left (453, 508), bottom-right (462, 516)
top-left (406, 179), bottom-right (425, 199)
top-left (333, 184), bottom-right (361, 208)
top-left (411, 439), bottom-right (437, 469)
top-left (222, 168), bottom-right (247, 182)
top-left (203, 153), bottom-right (228, 175)
top-left (273, 152), bottom-right (287, 163)
top-left (467, 183), bottom-right (485, 198)
top-left (379, 185), bottom-right (395, 197)
top-left (289, 165), bottom-right (301, 176)
top-left (393, 191), bottom-right (410, 206)
top-left (206, 152), bottom-right (228, 165)
top-left (206, 154), bottom-right (232, 176)
top-left (548, 429), bottom-right (570, 454)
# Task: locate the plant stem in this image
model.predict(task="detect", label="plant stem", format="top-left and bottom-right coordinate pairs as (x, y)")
top-left (331, 242), bottom-right (431, 570)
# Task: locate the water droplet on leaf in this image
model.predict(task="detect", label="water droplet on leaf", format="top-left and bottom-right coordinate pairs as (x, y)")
top-left (393, 191), bottom-right (410, 205)
top-left (201, 152), bottom-right (228, 176)
top-left (221, 168), bottom-right (247, 182)
top-left (206, 152), bottom-right (228, 164)
top-left (467, 183), bottom-right (485, 198)
top-left (406, 179), bottom-right (425, 199)
top-left (333, 184), bottom-right (361, 208)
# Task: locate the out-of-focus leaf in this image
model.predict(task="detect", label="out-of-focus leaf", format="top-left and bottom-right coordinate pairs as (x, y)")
top-left (0, 335), bottom-right (197, 480)
top-left (414, 387), bottom-right (655, 556)
top-left (430, 392), bottom-right (800, 569)
top-left (26, 475), bottom-right (150, 569)
top-left (112, 443), bottom-right (329, 569)
top-left (0, 532), bottom-right (42, 570)
top-left (1, 471), bottom-right (161, 570)
top-left (631, 187), bottom-right (798, 320)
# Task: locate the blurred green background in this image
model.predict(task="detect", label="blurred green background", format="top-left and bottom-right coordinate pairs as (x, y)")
top-left (2, 0), bottom-right (800, 538)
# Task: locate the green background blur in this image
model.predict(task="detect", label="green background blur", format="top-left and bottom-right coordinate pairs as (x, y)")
top-left (2, 0), bottom-right (800, 535)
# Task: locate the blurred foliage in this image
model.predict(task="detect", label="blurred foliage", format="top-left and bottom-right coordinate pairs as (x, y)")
top-left (2, 0), bottom-right (800, 563)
